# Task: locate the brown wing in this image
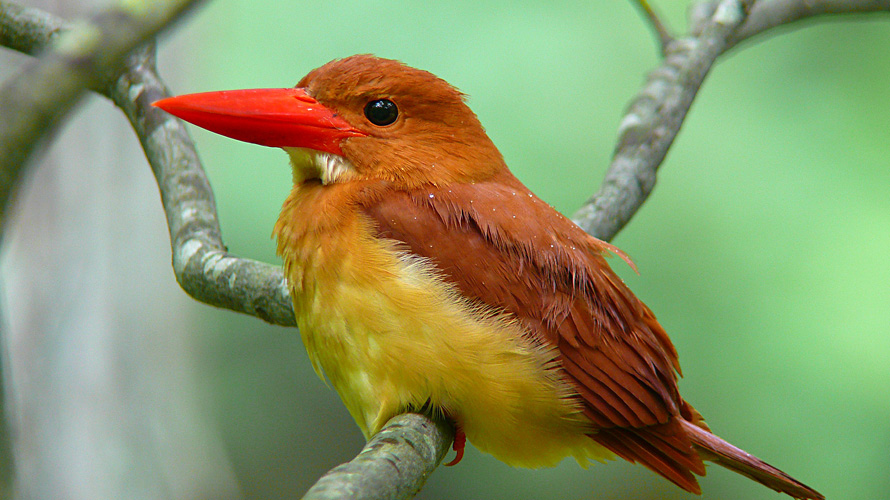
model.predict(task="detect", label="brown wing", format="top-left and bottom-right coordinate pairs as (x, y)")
top-left (356, 170), bottom-right (707, 492)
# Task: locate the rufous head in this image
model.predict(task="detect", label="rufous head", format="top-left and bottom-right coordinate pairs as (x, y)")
top-left (153, 55), bottom-right (506, 187)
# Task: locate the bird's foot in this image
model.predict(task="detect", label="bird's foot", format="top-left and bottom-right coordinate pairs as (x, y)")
top-left (444, 425), bottom-right (466, 466)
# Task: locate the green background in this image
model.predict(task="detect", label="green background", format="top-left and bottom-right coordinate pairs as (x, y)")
top-left (155, 2), bottom-right (889, 499)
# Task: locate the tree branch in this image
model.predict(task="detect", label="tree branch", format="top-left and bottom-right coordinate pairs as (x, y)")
top-left (0, 0), bottom-right (205, 226)
top-left (0, 1), bottom-right (298, 325)
top-left (571, 0), bottom-right (756, 240)
top-left (0, 1), bottom-right (65, 54)
top-left (302, 414), bottom-right (454, 500)
top-left (694, 0), bottom-right (890, 49)
top-left (1, 0), bottom-right (887, 498)
top-left (108, 46), bottom-right (298, 326)
top-left (570, 0), bottom-right (887, 241)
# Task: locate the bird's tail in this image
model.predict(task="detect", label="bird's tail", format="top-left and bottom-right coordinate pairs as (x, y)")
top-left (679, 419), bottom-right (824, 500)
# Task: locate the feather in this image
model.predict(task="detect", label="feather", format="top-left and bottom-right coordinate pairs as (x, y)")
top-left (357, 170), bottom-right (706, 487)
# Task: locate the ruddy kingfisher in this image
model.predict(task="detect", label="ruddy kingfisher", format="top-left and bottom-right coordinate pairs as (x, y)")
top-left (154, 55), bottom-right (823, 499)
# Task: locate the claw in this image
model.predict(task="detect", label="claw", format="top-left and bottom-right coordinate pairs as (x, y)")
top-left (444, 426), bottom-right (466, 466)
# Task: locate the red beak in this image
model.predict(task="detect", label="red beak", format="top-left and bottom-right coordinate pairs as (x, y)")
top-left (153, 88), bottom-right (366, 156)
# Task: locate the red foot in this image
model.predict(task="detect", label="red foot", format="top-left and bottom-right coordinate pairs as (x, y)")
top-left (444, 426), bottom-right (466, 466)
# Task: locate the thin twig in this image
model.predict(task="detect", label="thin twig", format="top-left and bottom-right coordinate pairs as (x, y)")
top-left (634, 0), bottom-right (675, 52)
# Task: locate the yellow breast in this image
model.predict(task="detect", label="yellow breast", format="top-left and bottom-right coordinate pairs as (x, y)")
top-left (275, 181), bottom-right (613, 467)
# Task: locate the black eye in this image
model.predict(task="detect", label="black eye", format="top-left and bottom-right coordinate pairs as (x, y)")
top-left (364, 99), bottom-right (398, 126)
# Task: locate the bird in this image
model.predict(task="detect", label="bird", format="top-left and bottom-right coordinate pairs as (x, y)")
top-left (154, 54), bottom-right (823, 499)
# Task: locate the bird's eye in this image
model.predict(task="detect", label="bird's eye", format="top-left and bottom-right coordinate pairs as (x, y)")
top-left (364, 99), bottom-right (398, 126)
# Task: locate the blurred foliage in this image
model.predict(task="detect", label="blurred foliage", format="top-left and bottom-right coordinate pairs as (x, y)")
top-left (154, 1), bottom-right (890, 499)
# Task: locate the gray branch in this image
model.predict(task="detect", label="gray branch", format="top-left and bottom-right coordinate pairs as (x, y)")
top-left (570, 0), bottom-right (888, 241)
top-left (0, 0), bottom-right (204, 225)
top-left (0, 1), bottom-right (297, 325)
top-left (108, 47), bottom-right (298, 326)
top-left (634, 0), bottom-right (676, 53)
top-left (571, 0), bottom-right (757, 240)
top-left (1, 0), bottom-right (887, 498)
top-left (302, 414), bottom-right (454, 500)
top-left (0, 1), bottom-right (65, 53)
top-left (693, 0), bottom-right (890, 49)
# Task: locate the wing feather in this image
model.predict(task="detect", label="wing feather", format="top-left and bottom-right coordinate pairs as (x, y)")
top-left (355, 171), bottom-right (704, 490)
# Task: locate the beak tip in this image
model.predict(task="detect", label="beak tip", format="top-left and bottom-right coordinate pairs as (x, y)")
top-left (152, 96), bottom-right (179, 113)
